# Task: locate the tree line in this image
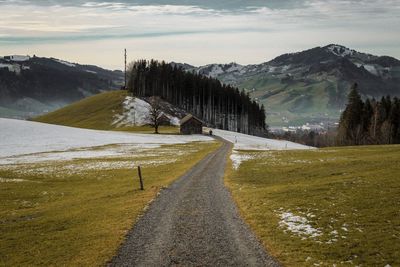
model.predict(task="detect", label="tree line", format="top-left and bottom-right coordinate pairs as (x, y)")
top-left (127, 60), bottom-right (266, 135)
top-left (337, 83), bottom-right (400, 145)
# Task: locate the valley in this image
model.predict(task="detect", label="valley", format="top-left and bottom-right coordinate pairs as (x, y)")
top-left (1, 0), bottom-right (399, 266)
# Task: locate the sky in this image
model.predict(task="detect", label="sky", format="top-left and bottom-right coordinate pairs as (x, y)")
top-left (0, 0), bottom-right (399, 70)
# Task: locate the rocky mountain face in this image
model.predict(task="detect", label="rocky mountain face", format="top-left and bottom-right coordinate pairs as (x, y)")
top-left (182, 45), bottom-right (400, 126)
top-left (0, 56), bottom-right (124, 119)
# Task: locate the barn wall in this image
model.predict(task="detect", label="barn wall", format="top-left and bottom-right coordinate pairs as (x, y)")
top-left (180, 119), bottom-right (203, 134)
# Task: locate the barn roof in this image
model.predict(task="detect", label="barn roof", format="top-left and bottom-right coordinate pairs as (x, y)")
top-left (180, 114), bottom-right (204, 125)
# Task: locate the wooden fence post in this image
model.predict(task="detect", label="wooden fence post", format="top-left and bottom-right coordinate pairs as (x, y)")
top-left (138, 166), bottom-right (144, 190)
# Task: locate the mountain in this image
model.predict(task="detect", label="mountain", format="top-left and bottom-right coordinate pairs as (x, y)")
top-left (0, 55), bottom-right (124, 119)
top-left (183, 45), bottom-right (400, 126)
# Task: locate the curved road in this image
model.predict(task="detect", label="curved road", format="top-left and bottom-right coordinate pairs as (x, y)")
top-left (109, 139), bottom-right (280, 266)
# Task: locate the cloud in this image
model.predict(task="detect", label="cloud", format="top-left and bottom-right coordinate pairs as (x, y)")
top-left (0, 0), bottom-right (398, 68)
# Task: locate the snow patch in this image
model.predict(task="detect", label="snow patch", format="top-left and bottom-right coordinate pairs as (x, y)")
top-left (278, 210), bottom-right (322, 238)
top-left (208, 128), bottom-right (314, 151)
top-left (0, 63), bottom-right (21, 74)
top-left (326, 45), bottom-right (354, 57)
top-left (113, 96), bottom-right (151, 126)
top-left (281, 65), bottom-right (291, 72)
top-left (206, 65), bottom-right (224, 77)
top-left (226, 63), bottom-right (243, 72)
top-left (0, 118), bottom-right (213, 164)
top-left (5, 55), bottom-right (30, 62)
top-left (362, 64), bottom-right (378, 76)
top-left (113, 96), bottom-right (180, 127)
top-left (85, 70), bottom-right (97, 74)
top-left (55, 59), bottom-right (76, 67)
top-left (0, 177), bottom-right (29, 183)
top-left (230, 150), bottom-right (254, 170)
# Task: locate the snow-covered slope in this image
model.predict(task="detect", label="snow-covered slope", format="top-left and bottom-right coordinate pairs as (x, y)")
top-left (0, 119), bottom-right (212, 161)
top-left (206, 128), bottom-right (314, 170)
top-left (112, 96), bottom-right (180, 127)
top-left (209, 128), bottom-right (314, 151)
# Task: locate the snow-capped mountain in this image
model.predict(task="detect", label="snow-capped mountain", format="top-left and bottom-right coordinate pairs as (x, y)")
top-left (0, 55), bottom-right (124, 119)
top-left (179, 44), bottom-right (400, 126)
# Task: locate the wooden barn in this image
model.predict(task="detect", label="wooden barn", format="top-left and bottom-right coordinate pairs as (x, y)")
top-left (180, 114), bottom-right (203, 135)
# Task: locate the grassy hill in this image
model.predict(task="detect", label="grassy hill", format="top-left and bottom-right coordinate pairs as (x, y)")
top-left (34, 90), bottom-right (178, 133)
top-left (34, 90), bottom-right (127, 130)
top-left (239, 75), bottom-right (342, 126)
top-left (226, 144), bottom-right (400, 266)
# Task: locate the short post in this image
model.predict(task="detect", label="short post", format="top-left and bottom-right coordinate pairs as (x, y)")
top-left (138, 166), bottom-right (144, 190)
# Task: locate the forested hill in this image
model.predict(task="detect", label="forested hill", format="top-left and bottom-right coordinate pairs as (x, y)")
top-left (128, 60), bottom-right (266, 135)
top-left (0, 56), bottom-right (123, 119)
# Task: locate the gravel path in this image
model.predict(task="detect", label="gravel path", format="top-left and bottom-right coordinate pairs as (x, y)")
top-left (109, 139), bottom-right (280, 266)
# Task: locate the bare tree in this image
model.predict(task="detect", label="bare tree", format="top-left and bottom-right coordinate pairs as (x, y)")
top-left (147, 96), bottom-right (162, 134)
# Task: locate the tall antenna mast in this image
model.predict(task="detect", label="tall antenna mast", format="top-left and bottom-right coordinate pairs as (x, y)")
top-left (124, 49), bottom-right (127, 89)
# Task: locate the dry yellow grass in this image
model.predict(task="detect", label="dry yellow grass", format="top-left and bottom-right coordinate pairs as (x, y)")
top-left (226, 145), bottom-right (400, 266)
top-left (33, 90), bottom-right (179, 134)
top-left (0, 141), bottom-right (221, 266)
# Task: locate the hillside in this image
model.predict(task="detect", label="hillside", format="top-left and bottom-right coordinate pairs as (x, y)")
top-left (182, 45), bottom-right (400, 127)
top-left (226, 144), bottom-right (400, 266)
top-left (0, 55), bottom-right (123, 119)
top-left (34, 90), bottom-right (182, 133)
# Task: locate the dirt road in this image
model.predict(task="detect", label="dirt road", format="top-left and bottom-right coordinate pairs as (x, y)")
top-left (109, 139), bottom-right (279, 266)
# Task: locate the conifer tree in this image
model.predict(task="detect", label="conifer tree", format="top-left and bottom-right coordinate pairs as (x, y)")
top-left (337, 83), bottom-right (364, 145)
top-left (126, 60), bottom-right (267, 135)
top-left (337, 84), bottom-right (400, 146)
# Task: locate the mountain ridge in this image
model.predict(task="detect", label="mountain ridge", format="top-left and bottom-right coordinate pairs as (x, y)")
top-left (178, 44), bottom-right (400, 126)
top-left (2, 45), bottom-right (399, 126)
top-left (0, 55), bottom-right (124, 119)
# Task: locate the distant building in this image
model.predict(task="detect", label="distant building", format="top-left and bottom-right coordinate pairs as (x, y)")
top-left (180, 114), bottom-right (203, 135)
top-left (4, 55), bottom-right (30, 62)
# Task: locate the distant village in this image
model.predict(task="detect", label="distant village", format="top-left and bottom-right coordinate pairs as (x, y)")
top-left (269, 121), bottom-right (339, 134)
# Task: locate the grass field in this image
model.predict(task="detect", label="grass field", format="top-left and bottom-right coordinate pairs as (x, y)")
top-left (0, 141), bottom-right (220, 266)
top-left (34, 90), bottom-right (127, 130)
top-left (226, 145), bottom-right (400, 266)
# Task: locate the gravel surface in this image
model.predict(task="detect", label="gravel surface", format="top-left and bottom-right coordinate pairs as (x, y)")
top-left (109, 139), bottom-right (280, 266)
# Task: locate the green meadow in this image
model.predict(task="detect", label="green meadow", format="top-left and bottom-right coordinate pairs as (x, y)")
top-left (226, 145), bottom-right (400, 266)
top-left (0, 141), bottom-right (220, 266)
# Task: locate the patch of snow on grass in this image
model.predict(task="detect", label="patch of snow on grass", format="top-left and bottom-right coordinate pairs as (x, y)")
top-left (113, 96), bottom-right (151, 126)
top-left (0, 177), bottom-right (29, 183)
top-left (278, 211), bottom-right (322, 239)
top-left (362, 64), bottom-right (378, 76)
top-left (230, 150), bottom-right (254, 170)
top-left (85, 70), bottom-right (97, 74)
top-left (113, 96), bottom-right (180, 126)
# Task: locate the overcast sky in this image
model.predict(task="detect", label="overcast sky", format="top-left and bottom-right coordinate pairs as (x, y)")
top-left (0, 0), bottom-right (399, 70)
